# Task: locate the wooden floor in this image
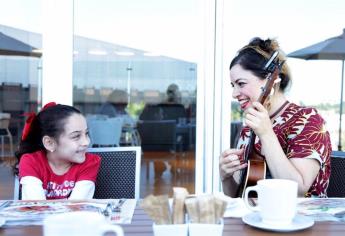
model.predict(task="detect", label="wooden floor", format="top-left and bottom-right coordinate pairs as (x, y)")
top-left (0, 150), bottom-right (195, 200)
top-left (0, 156), bottom-right (15, 200)
top-left (140, 150), bottom-right (195, 197)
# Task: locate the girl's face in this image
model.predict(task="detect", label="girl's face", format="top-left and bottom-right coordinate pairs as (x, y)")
top-left (230, 64), bottom-right (266, 111)
top-left (53, 113), bottom-right (90, 164)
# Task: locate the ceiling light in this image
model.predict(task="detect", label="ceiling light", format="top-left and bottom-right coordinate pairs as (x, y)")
top-left (88, 49), bottom-right (108, 55)
top-left (115, 51), bottom-right (135, 56)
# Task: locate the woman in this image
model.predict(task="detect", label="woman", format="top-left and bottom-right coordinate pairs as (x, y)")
top-left (220, 37), bottom-right (332, 197)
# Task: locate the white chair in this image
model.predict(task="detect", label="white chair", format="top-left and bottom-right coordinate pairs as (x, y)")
top-left (88, 146), bottom-right (141, 199)
top-left (0, 113), bottom-right (14, 157)
top-left (88, 117), bottom-right (123, 147)
top-left (13, 174), bottom-right (20, 200)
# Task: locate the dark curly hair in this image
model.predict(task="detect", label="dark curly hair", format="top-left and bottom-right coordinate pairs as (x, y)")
top-left (229, 37), bottom-right (291, 92)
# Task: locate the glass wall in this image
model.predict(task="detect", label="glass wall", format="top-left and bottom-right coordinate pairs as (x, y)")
top-left (225, 0), bottom-right (345, 151)
top-left (0, 1), bottom-right (42, 153)
top-left (73, 0), bottom-right (201, 197)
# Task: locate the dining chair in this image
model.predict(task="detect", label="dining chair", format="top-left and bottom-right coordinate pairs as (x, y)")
top-left (87, 117), bottom-right (123, 147)
top-left (0, 113), bottom-right (14, 157)
top-left (13, 174), bottom-right (21, 200)
top-left (137, 119), bottom-right (185, 181)
top-left (88, 146), bottom-right (141, 199)
top-left (137, 119), bottom-right (181, 152)
top-left (327, 151), bottom-right (345, 197)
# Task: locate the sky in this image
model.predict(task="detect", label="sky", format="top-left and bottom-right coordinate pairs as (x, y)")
top-left (224, 0), bottom-right (345, 105)
top-left (1, 0), bottom-right (345, 105)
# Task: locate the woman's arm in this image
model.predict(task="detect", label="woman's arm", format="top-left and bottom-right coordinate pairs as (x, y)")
top-left (246, 102), bottom-right (320, 196)
top-left (221, 176), bottom-right (240, 197)
top-left (69, 180), bottom-right (96, 200)
top-left (20, 176), bottom-right (46, 200)
top-left (259, 129), bottom-right (320, 196)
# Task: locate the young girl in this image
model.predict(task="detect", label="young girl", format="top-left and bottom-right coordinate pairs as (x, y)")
top-left (15, 102), bottom-right (101, 200)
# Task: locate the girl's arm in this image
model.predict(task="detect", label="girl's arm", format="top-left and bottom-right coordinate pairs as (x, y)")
top-left (20, 176), bottom-right (46, 200)
top-left (69, 180), bottom-right (95, 200)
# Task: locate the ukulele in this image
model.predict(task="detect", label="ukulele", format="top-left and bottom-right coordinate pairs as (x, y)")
top-left (236, 51), bottom-right (284, 198)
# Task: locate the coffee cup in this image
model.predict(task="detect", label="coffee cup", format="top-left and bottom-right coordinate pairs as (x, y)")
top-left (244, 179), bottom-right (298, 226)
top-left (43, 211), bottom-right (124, 236)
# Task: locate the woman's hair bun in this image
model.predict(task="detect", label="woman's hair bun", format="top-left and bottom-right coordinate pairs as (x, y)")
top-left (248, 37), bottom-right (279, 54)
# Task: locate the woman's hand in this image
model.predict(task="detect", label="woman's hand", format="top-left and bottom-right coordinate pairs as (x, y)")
top-left (219, 148), bottom-right (247, 181)
top-left (244, 102), bottom-right (273, 138)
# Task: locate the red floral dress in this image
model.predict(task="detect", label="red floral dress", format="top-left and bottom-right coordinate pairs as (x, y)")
top-left (237, 103), bottom-right (332, 197)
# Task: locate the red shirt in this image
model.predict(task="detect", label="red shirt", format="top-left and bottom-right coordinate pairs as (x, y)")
top-left (19, 150), bottom-right (101, 200)
top-left (237, 103), bottom-right (332, 197)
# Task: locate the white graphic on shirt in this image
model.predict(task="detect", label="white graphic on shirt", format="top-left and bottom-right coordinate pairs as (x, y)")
top-left (45, 181), bottom-right (75, 198)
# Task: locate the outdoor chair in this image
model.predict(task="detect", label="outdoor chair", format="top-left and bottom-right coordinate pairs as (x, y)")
top-left (13, 174), bottom-right (21, 200)
top-left (88, 146), bottom-right (141, 199)
top-left (137, 119), bottom-right (182, 152)
top-left (230, 121), bottom-right (243, 148)
top-left (327, 151), bottom-right (345, 197)
top-left (137, 120), bottom-right (185, 181)
top-left (87, 116), bottom-right (123, 147)
top-left (0, 113), bottom-right (14, 157)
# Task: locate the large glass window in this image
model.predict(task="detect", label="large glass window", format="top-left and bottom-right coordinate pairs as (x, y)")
top-left (225, 0), bottom-right (345, 151)
top-left (73, 0), bottom-right (201, 197)
top-left (0, 0), bottom-right (42, 155)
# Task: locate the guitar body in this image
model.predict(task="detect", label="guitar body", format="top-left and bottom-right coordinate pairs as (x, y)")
top-left (237, 145), bottom-right (267, 198)
top-left (242, 155), bottom-right (267, 198)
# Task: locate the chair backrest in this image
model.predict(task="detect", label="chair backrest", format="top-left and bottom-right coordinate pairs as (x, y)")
top-left (137, 120), bottom-right (177, 151)
top-left (0, 118), bottom-right (10, 129)
top-left (139, 104), bottom-right (164, 121)
top-left (88, 117), bottom-right (123, 147)
top-left (327, 151), bottom-right (345, 197)
top-left (88, 146), bottom-right (141, 199)
top-left (0, 113), bottom-right (11, 130)
top-left (230, 121), bottom-right (243, 148)
top-left (159, 103), bottom-right (187, 122)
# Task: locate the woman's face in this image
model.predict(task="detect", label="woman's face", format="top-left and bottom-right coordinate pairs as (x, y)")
top-left (230, 64), bottom-right (266, 111)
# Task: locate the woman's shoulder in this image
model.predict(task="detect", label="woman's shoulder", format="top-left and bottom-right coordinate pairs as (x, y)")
top-left (286, 103), bottom-right (322, 118)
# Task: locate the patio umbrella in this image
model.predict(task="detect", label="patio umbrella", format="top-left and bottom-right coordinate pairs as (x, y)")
top-left (0, 32), bottom-right (41, 57)
top-left (288, 28), bottom-right (345, 151)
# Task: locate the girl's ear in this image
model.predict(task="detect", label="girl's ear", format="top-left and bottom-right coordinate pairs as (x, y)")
top-left (42, 135), bottom-right (56, 153)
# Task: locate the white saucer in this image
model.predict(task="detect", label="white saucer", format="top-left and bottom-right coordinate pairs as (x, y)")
top-left (242, 212), bottom-right (314, 232)
top-left (0, 217), bottom-right (5, 227)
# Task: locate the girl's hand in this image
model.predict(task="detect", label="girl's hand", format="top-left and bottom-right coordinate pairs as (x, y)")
top-left (244, 102), bottom-right (273, 137)
top-left (219, 148), bottom-right (247, 180)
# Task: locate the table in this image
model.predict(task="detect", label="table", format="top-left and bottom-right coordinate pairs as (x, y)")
top-left (1, 205), bottom-right (345, 236)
